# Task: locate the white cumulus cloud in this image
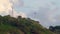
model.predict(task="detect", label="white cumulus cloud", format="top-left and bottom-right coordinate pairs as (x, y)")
top-left (0, 0), bottom-right (26, 18)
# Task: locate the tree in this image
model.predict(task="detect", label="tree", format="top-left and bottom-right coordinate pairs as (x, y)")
top-left (49, 26), bottom-right (55, 32)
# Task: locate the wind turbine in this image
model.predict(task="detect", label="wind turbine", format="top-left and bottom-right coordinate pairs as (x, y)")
top-left (9, 0), bottom-right (14, 17)
top-left (11, 2), bottom-right (14, 17)
top-left (9, 0), bottom-right (24, 17)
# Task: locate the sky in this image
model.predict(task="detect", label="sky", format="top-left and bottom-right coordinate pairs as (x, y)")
top-left (0, 0), bottom-right (60, 28)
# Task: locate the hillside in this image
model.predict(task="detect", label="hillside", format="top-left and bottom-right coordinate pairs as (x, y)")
top-left (0, 15), bottom-right (54, 34)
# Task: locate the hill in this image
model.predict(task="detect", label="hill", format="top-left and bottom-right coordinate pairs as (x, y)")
top-left (0, 15), bottom-right (54, 34)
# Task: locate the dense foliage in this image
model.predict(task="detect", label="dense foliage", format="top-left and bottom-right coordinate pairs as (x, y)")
top-left (0, 15), bottom-right (54, 34)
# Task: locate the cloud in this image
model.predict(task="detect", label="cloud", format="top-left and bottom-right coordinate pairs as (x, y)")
top-left (0, 0), bottom-right (26, 18)
top-left (10, 9), bottom-right (27, 18)
top-left (10, 0), bottom-right (24, 8)
top-left (0, 0), bottom-right (12, 16)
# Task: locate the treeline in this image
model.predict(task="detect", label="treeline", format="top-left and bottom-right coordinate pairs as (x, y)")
top-left (49, 26), bottom-right (60, 34)
top-left (0, 15), bottom-right (54, 34)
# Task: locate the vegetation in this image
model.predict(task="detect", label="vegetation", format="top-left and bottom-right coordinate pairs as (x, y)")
top-left (49, 26), bottom-right (60, 34)
top-left (0, 15), bottom-right (54, 34)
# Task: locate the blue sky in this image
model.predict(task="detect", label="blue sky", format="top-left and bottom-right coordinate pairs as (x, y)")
top-left (0, 0), bottom-right (60, 28)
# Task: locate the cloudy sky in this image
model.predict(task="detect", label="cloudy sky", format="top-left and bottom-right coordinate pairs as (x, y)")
top-left (0, 0), bottom-right (60, 28)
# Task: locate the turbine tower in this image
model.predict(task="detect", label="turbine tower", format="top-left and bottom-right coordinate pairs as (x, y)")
top-left (11, 3), bottom-right (13, 17)
top-left (11, 0), bottom-right (14, 17)
top-left (9, 0), bottom-right (23, 17)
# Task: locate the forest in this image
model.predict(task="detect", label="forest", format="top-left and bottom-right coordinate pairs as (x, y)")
top-left (0, 15), bottom-right (56, 34)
